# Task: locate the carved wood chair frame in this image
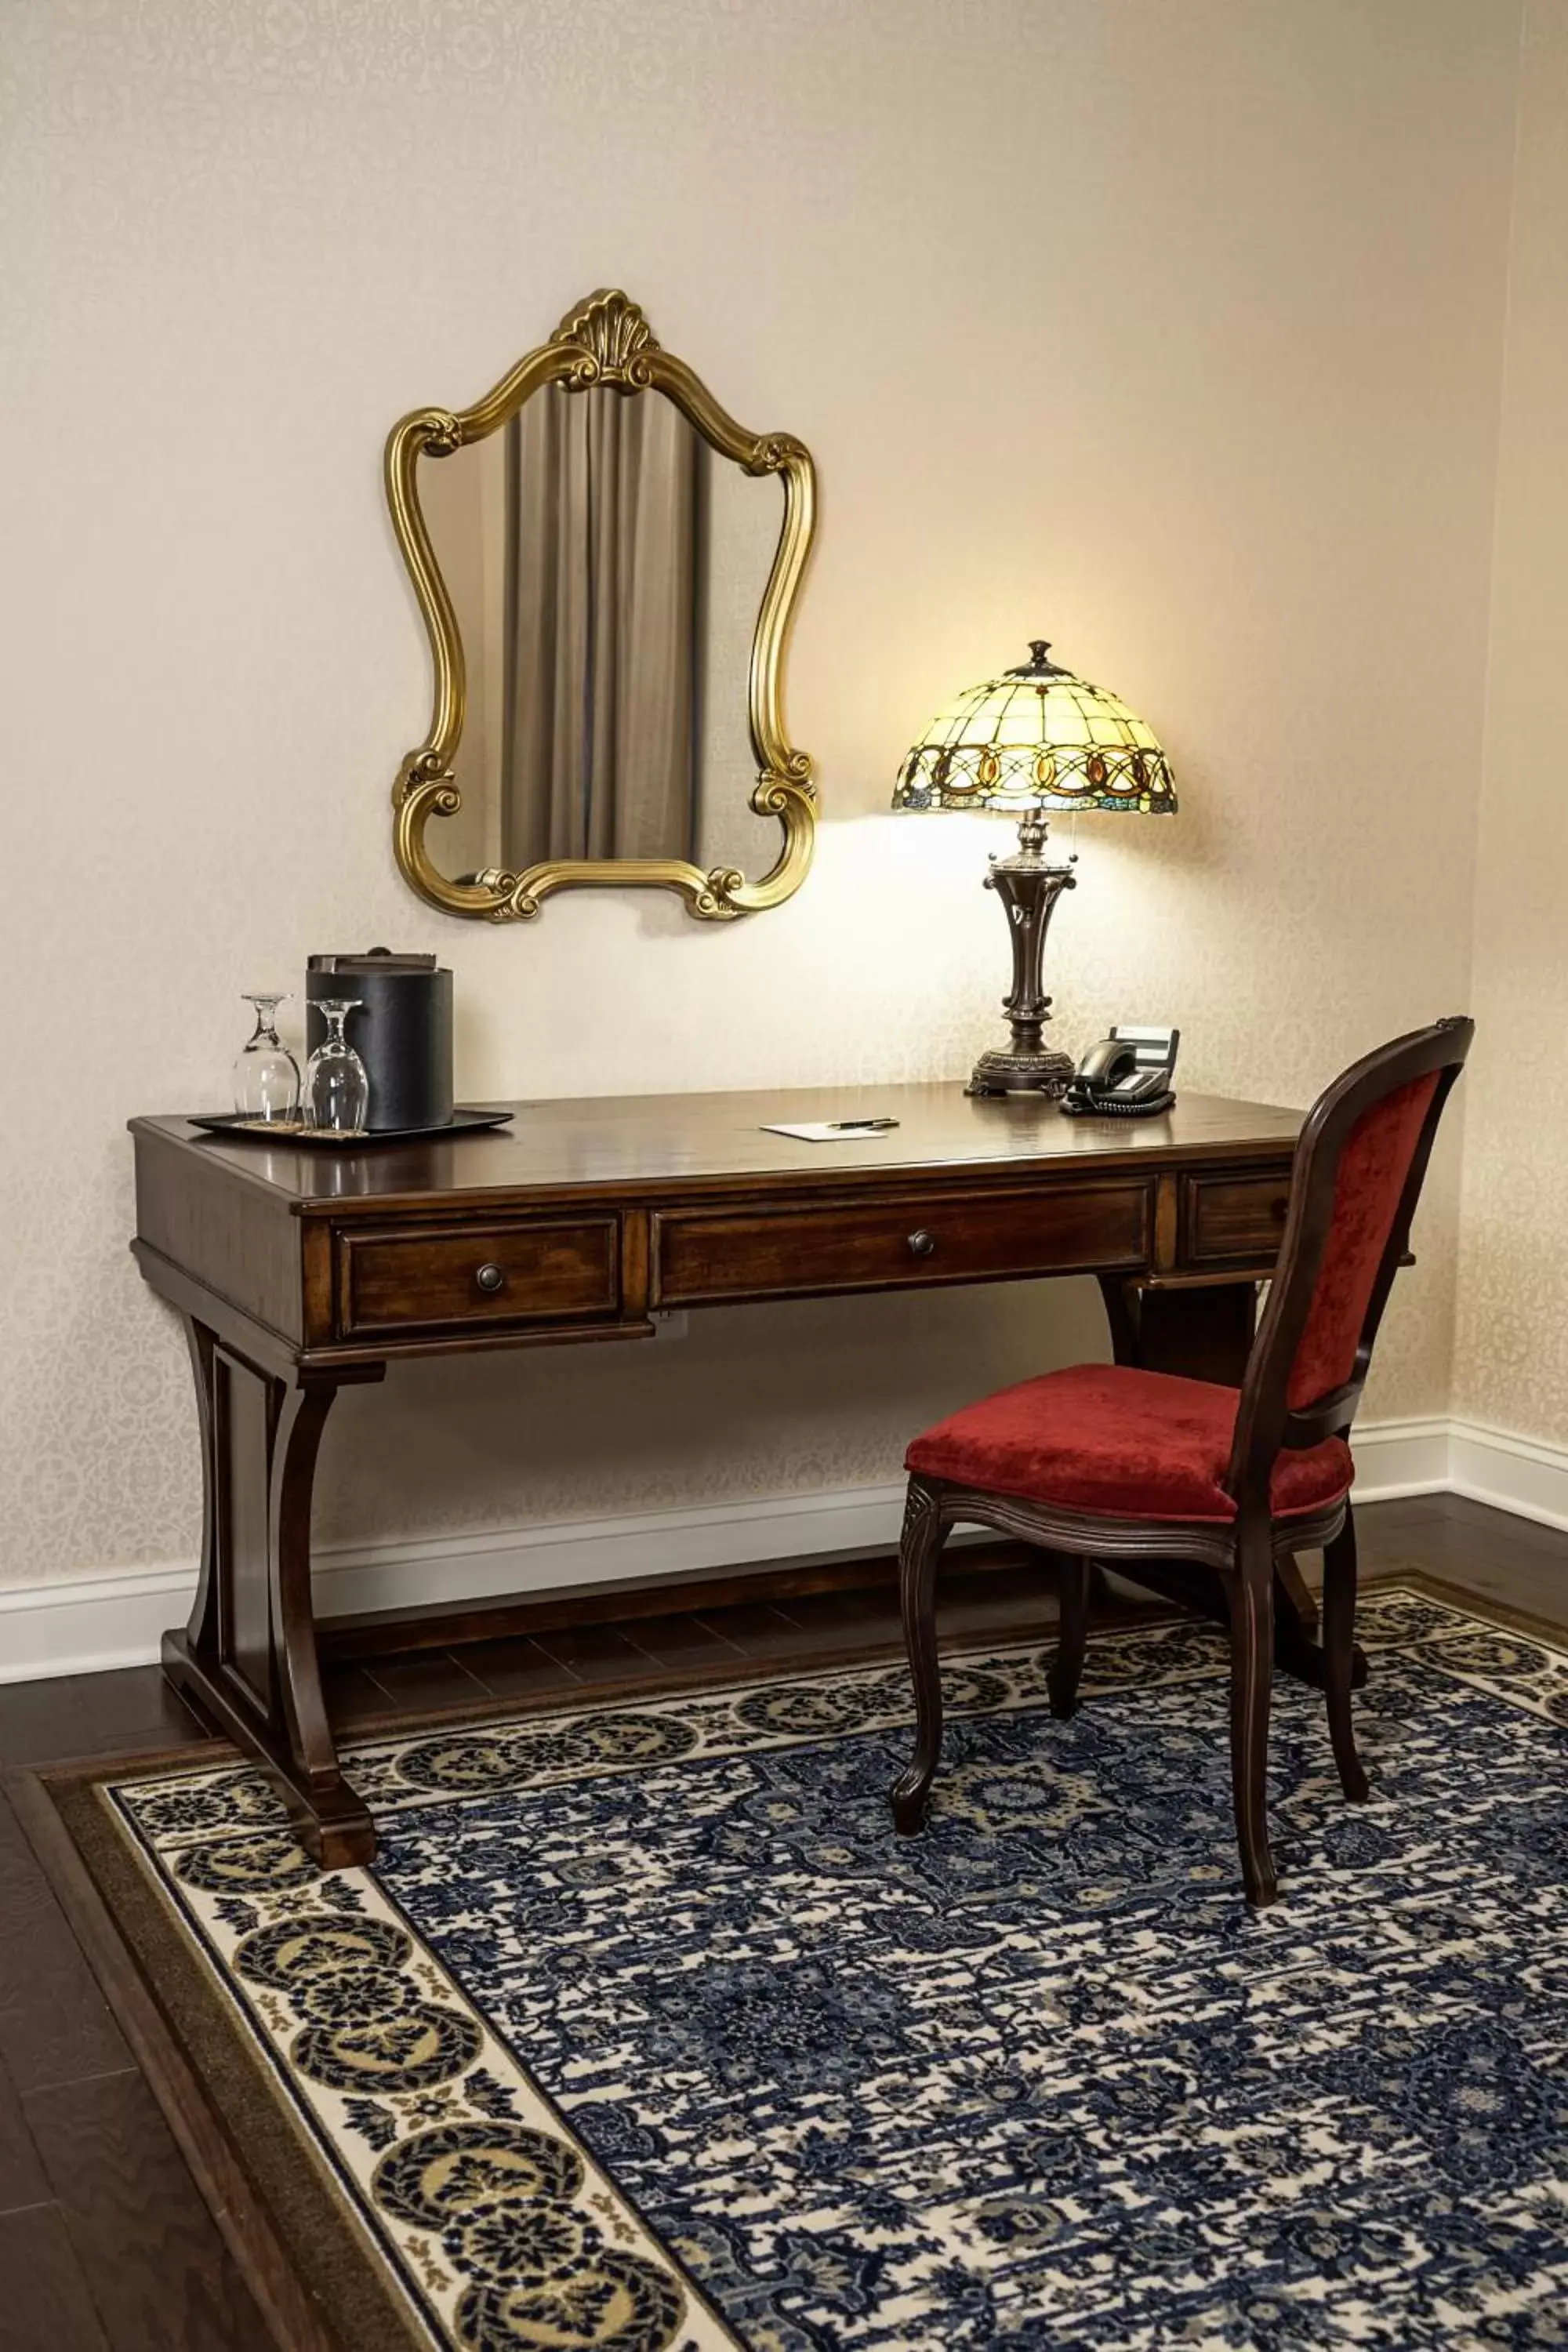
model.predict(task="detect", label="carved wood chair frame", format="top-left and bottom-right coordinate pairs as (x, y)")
top-left (891, 1015), bottom-right (1475, 1907)
top-left (385, 289), bottom-right (818, 924)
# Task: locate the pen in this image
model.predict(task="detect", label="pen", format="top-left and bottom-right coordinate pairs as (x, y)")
top-left (826, 1118), bottom-right (898, 1131)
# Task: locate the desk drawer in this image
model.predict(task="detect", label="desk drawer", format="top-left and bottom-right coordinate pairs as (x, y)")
top-left (651, 1181), bottom-right (1150, 1307)
top-left (336, 1217), bottom-right (619, 1338)
top-left (1181, 1171), bottom-right (1292, 1269)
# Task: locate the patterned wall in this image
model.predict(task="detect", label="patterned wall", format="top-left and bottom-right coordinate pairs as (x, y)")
top-left (0, 0), bottom-right (1521, 1587)
top-left (1454, 0), bottom-right (1568, 1445)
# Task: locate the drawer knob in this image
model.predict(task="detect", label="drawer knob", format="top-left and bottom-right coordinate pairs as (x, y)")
top-left (474, 1261), bottom-right (506, 1294)
top-left (907, 1229), bottom-right (937, 1258)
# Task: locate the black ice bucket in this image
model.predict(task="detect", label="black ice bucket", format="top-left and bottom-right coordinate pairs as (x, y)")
top-left (305, 949), bottom-right (454, 1133)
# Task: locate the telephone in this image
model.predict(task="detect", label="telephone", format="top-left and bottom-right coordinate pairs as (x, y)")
top-left (1060, 1025), bottom-right (1180, 1118)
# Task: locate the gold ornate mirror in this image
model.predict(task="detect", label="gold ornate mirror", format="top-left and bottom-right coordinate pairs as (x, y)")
top-left (385, 290), bottom-right (817, 922)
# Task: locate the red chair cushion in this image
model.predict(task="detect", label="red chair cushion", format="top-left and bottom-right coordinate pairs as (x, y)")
top-left (906, 1363), bottom-right (1352, 1524)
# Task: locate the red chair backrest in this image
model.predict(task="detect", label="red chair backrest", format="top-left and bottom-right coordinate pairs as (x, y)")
top-left (1226, 1019), bottom-right (1472, 1512)
top-left (1286, 1071), bottom-right (1440, 1409)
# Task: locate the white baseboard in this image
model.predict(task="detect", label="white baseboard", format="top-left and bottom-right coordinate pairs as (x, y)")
top-left (0, 1563), bottom-right (199, 1687)
top-left (1347, 1417), bottom-right (1454, 1501)
top-left (0, 1483), bottom-right (909, 1687)
top-left (1447, 1419), bottom-right (1568, 1533)
top-left (309, 1481), bottom-right (910, 1623)
top-left (2, 1416), bottom-right (1563, 1686)
top-left (1352, 1414), bottom-right (1568, 1532)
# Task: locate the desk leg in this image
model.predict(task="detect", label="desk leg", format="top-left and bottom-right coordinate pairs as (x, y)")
top-left (162, 1316), bottom-right (385, 1867)
top-left (1098, 1278), bottom-right (1367, 1692)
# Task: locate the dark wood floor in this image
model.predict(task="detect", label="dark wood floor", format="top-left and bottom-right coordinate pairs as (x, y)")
top-left (0, 1491), bottom-right (1561, 2349)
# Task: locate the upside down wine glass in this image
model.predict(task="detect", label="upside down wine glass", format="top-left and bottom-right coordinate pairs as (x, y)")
top-left (304, 999), bottom-right (370, 1135)
top-left (233, 994), bottom-right (301, 1123)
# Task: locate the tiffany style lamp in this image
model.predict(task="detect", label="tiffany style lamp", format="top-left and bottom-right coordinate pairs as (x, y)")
top-left (894, 639), bottom-right (1177, 1097)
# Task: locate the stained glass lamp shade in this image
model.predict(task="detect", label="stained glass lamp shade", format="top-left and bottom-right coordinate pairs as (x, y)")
top-left (895, 641), bottom-right (1177, 1097)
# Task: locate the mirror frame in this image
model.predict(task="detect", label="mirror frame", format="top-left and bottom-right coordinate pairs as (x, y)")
top-left (384, 289), bottom-right (818, 922)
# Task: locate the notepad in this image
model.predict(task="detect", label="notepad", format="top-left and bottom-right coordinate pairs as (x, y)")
top-left (760, 1120), bottom-right (901, 1142)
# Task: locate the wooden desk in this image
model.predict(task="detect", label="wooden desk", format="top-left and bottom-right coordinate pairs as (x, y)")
top-left (131, 1082), bottom-right (1306, 1864)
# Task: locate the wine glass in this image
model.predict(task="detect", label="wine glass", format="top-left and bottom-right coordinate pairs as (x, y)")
top-left (233, 994), bottom-right (301, 1124)
top-left (304, 999), bottom-right (370, 1136)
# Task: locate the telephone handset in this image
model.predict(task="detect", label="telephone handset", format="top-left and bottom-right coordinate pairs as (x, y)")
top-left (1060, 1025), bottom-right (1180, 1118)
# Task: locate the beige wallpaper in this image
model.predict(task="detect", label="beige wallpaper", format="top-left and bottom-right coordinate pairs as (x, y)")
top-left (1454, 0), bottom-right (1568, 1443)
top-left (0, 0), bottom-right (1523, 1591)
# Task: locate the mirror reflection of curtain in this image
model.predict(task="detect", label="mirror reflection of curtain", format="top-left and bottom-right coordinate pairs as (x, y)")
top-left (502, 387), bottom-right (703, 867)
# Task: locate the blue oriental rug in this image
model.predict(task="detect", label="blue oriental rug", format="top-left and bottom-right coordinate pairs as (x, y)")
top-left (74, 1584), bottom-right (1568, 2350)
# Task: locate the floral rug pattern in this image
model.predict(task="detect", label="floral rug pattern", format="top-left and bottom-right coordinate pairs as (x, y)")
top-left (102, 1587), bottom-right (1568, 2350)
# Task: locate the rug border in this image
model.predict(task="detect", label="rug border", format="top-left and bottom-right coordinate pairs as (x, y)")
top-left (5, 1762), bottom-right (344, 2352)
top-left (9, 1761), bottom-right (431, 2352)
top-left (11, 1568), bottom-right (1567, 2352)
top-left (89, 1760), bottom-right (746, 2352)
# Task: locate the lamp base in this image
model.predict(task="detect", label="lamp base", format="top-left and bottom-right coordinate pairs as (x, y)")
top-left (966, 1044), bottom-right (1076, 1099)
top-left (966, 811), bottom-right (1079, 1102)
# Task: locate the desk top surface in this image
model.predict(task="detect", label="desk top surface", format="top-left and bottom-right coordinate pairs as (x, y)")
top-left (132, 1082), bottom-right (1304, 1211)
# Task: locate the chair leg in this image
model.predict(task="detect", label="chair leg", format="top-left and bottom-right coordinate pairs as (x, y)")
top-left (1322, 1509), bottom-right (1369, 1803)
top-left (890, 1478), bottom-right (950, 1835)
top-left (1047, 1556), bottom-right (1091, 1719)
top-left (1228, 1534), bottom-right (1278, 1907)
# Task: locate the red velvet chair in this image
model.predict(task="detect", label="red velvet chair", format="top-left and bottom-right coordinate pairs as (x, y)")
top-left (890, 1018), bottom-right (1473, 1906)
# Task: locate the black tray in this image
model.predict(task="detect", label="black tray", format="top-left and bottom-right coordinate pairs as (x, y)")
top-left (187, 1105), bottom-right (515, 1149)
